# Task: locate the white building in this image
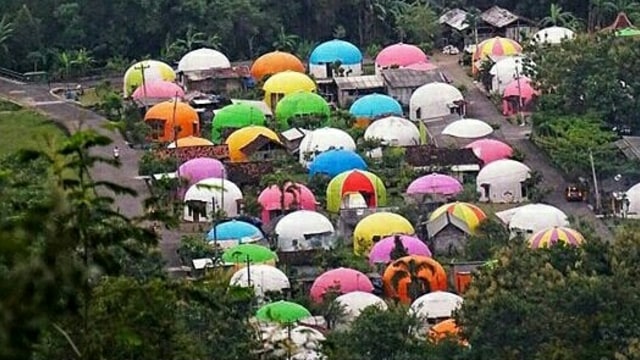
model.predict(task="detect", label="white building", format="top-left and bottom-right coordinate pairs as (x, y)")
top-left (183, 178), bottom-right (243, 222)
top-left (476, 159), bottom-right (531, 203)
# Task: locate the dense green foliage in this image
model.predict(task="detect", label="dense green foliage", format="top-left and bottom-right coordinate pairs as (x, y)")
top-left (0, 0), bottom-right (633, 75)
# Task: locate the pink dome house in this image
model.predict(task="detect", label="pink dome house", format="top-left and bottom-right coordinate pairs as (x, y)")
top-left (502, 77), bottom-right (538, 116)
top-left (257, 183), bottom-right (317, 224)
top-left (178, 158), bottom-right (226, 196)
top-left (131, 80), bottom-right (185, 101)
top-left (375, 43), bottom-right (428, 74)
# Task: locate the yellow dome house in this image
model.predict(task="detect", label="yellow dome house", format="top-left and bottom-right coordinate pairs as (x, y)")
top-left (263, 71), bottom-right (316, 112)
top-left (225, 126), bottom-right (284, 162)
top-left (353, 212), bottom-right (415, 255)
top-left (123, 60), bottom-right (176, 97)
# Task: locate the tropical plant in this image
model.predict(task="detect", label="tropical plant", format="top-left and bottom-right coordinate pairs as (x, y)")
top-left (0, 15), bottom-right (13, 55)
top-left (463, 7), bottom-right (482, 47)
top-left (260, 170), bottom-right (300, 216)
top-left (389, 257), bottom-right (437, 303)
top-left (272, 26), bottom-right (299, 52)
top-left (71, 48), bottom-right (95, 75)
top-left (389, 235), bottom-right (409, 260)
top-left (539, 4), bottom-right (576, 27)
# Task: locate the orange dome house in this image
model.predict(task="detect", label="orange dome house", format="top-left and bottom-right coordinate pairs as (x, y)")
top-left (225, 126), bottom-right (283, 162)
top-left (382, 255), bottom-right (447, 304)
top-left (144, 100), bottom-right (200, 142)
top-left (428, 319), bottom-right (469, 346)
top-left (251, 51), bottom-right (305, 81)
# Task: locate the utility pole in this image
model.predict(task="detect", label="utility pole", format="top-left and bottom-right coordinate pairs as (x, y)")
top-left (590, 150), bottom-right (601, 212)
top-left (134, 62), bottom-right (151, 99)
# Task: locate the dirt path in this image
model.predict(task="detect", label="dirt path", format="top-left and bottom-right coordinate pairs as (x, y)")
top-left (432, 54), bottom-right (612, 240)
top-left (0, 79), bottom-right (184, 267)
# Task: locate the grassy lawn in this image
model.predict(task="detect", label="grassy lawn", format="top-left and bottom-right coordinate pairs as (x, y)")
top-left (0, 99), bottom-right (66, 155)
top-left (78, 88), bottom-right (101, 107)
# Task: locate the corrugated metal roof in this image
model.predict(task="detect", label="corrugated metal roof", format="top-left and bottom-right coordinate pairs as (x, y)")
top-left (481, 6), bottom-right (519, 28)
top-left (381, 68), bottom-right (450, 89)
top-left (334, 75), bottom-right (385, 90)
top-left (439, 8), bottom-right (470, 31)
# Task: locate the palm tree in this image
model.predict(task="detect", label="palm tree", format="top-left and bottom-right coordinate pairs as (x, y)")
top-left (56, 50), bottom-right (74, 79)
top-left (389, 258), bottom-right (437, 302)
top-left (539, 4), bottom-right (576, 27)
top-left (261, 172), bottom-right (300, 217)
top-left (0, 15), bottom-right (13, 55)
top-left (389, 235), bottom-right (408, 260)
top-left (463, 7), bottom-right (482, 49)
top-left (174, 25), bottom-right (208, 51)
top-left (589, 0), bottom-right (617, 31)
top-left (272, 26), bottom-right (299, 52)
top-left (71, 48), bottom-right (95, 76)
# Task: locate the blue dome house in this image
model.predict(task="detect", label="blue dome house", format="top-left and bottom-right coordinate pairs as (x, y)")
top-left (309, 39), bottom-right (363, 79)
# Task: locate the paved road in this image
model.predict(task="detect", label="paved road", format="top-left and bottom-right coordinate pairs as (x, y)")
top-left (433, 54), bottom-right (612, 240)
top-left (0, 79), bottom-right (183, 267)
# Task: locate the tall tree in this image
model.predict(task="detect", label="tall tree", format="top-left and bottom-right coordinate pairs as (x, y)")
top-left (539, 4), bottom-right (576, 27)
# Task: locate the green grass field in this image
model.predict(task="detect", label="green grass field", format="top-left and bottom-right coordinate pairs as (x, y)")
top-left (0, 99), bottom-right (66, 155)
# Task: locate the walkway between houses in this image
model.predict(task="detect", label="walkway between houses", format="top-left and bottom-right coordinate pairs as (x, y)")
top-left (433, 54), bottom-right (612, 240)
top-left (0, 79), bottom-right (184, 267)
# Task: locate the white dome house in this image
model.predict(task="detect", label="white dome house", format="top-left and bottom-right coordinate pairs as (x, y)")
top-left (410, 291), bottom-right (463, 319)
top-left (409, 82), bottom-right (464, 121)
top-left (534, 26), bottom-right (575, 45)
top-left (230, 265), bottom-right (290, 299)
top-left (178, 48), bottom-right (231, 72)
top-left (490, 56), bottom-right (527, 94)
top-left (275, 210), bottom-right (336, 252)
top-left (334, 291), bottom-right (388, 324)
top-left (441, 118), bottom-right (494, 139)
top-left (508, 203), bottom-right (569, 237)
top-left (364, 116), bottom-right (420, 146)
top-left (477, 159), bottom-right (531, 203)
top-left (625, 182), bottom-right (640, 218)
top-left (183, 178), bottom-right (243, 221)
top-left (298, 127), bottom-right (356, 167)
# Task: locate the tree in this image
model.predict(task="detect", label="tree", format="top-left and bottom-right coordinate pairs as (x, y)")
top-left (588, 0), bottom-right (618, 30)
top-left (463, 7), bottom-right (482, 49)
top-left (539, 4), bottom-right (576, 27)
top-left (260, 170), bottom-right (300, 217)
top-left (272, 26), bottom-right (299, 52)
top-left (0, 14), bottom-right (13, 57)
top-left (458, 228), bottom-right (640, 358)
top-left (394, 2), bottom-right (439, 51)
top-left (323, 305), bottom-right (467, 360)
top-left (71, 48), bottom-right (95, 76)
top-left (389, 257), bottom-right (437, 303)
top-left (389, 235), bottom-right (409, 260)
top-left (0, 130), bottom-right (158, 359)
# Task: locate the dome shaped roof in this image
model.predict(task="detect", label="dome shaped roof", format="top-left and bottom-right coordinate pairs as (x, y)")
top-left (212, 103), bottom-right (266, 143)
top-left (409, 82), bottom-right (464, 120)
top-left (353, 212), bottom-right (414, 255)
top-left (225, 126), bottom-right (282, 162)
top-left (334, 291), bottom-right (387, 323)
top-left (167, 136), bottom-right (214, 148)
top-left (298, 127), bottom-right (356, 166)
top-left (465, 139), bottom-right (513, 164)
top-left (310, 268), bottom-right (374, 303)
top-left (178, 48), bottom-right (231, 72)
top-left (275, 91), bottom-right (330, 130)
top-left (626, 182), bottom-right (640, 215)
top-left (309, 39), bottom-right (363, 65)
top-left (410, 291), bottom-right (463, 319)
top-left (251, 51), bottom-right (305, 81)
top-left (477, 159), bottom-right (530, 185)
top-left (375, 43), bottom-right (428, 68)
top-left (349, 93), bottom-right (403, 119)
top-left (534, 26), bottom-right (575, 44)
top-left (123, 60), bottom-right (176, 97)
top-left (364, 116), bottom-right (420, 146)
top-left (183, 177), bottom-right (243, 218)
top-left (144, 100), bottom-right (199, 141)
top-left (206, 220), bottom-right (263, 247)
top-left (309, 149), bottom-right (367, 178)
top-left (132, 80), bottom-right (184, 100)
top-left (178, 157), bottom-right (226, 187)
top-left (442, 118), bottom-right (494, 139)
top-left (258, 183), bottom-right (317, 212)
top-left (263, 71), bottom-right (316, 95)
top-left (489, 56), bottom-right (530, 93)
top-left (230, 264), bottom-right (290, 298)
top-left (509, 204), bottom-right (569, 234)
top-left (275, 210), bottom-right (335, 252)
